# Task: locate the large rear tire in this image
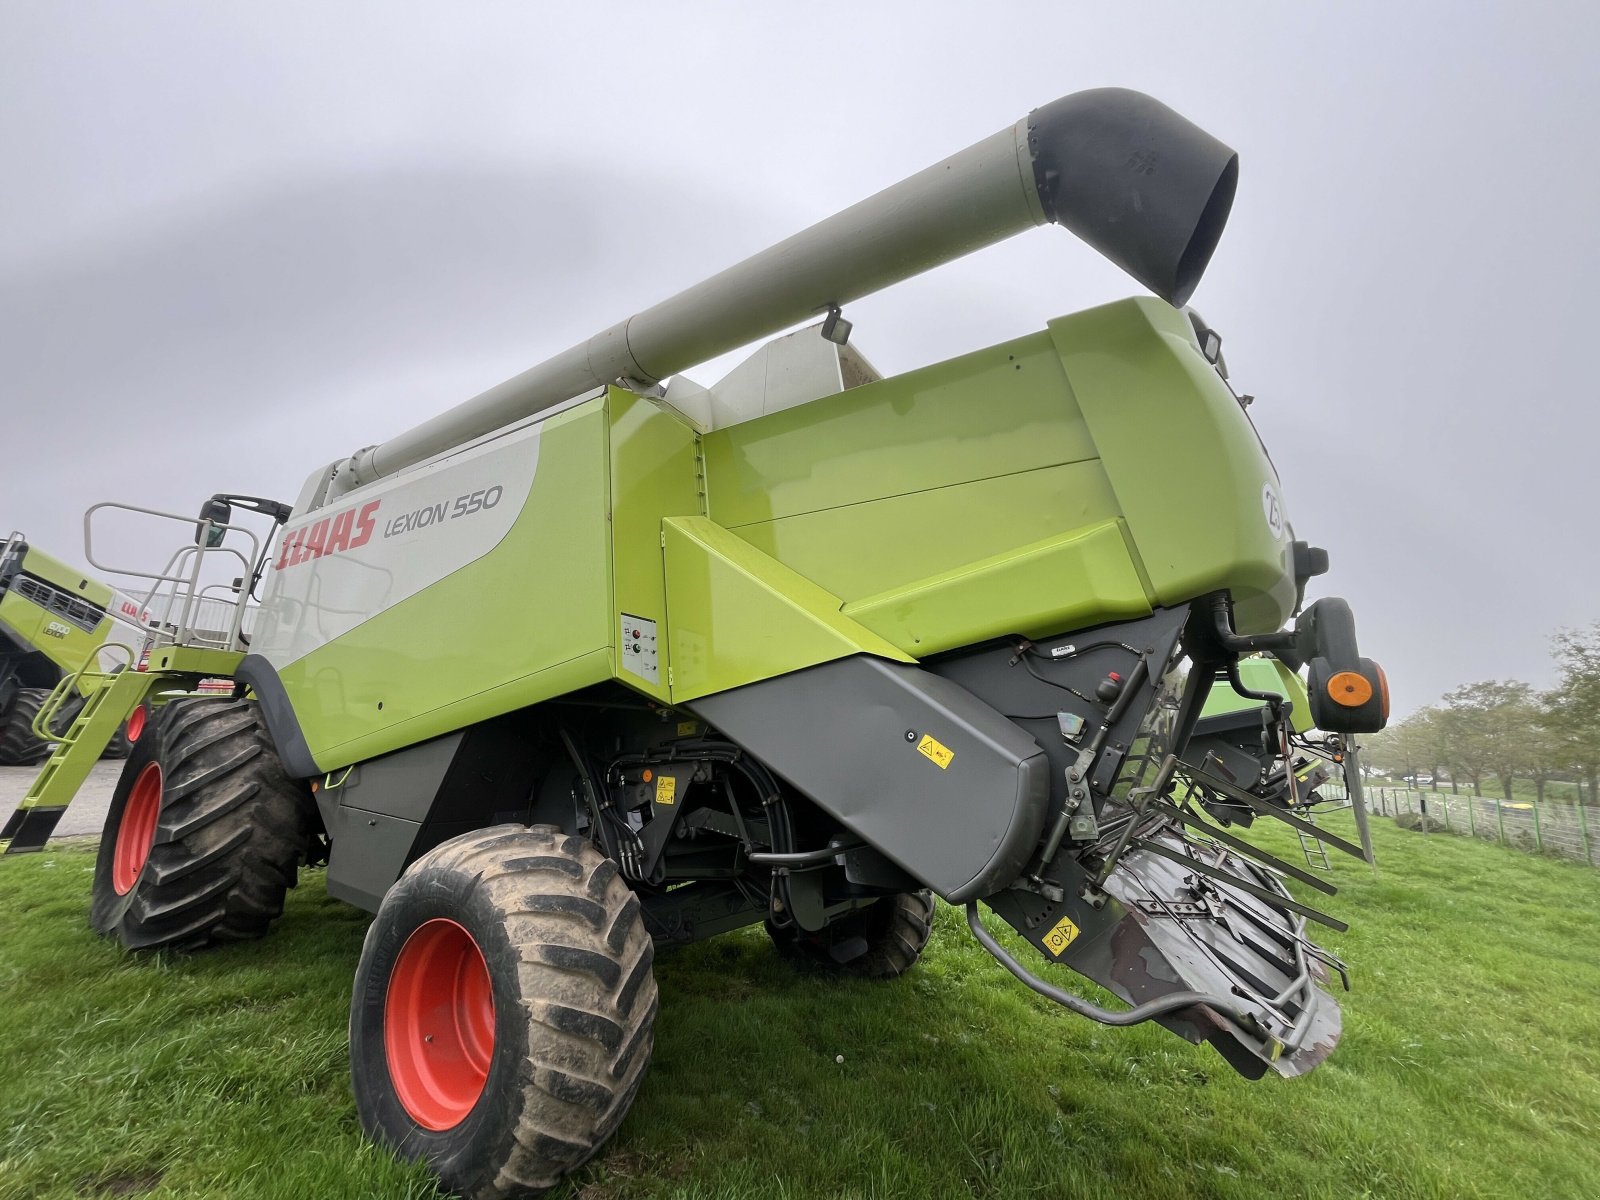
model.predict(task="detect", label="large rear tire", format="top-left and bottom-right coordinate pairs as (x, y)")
top-left (350, 824), bottom-right (657, 1199)
top-left (0, 687), bottom-right (52, 766)
top-left (767, 889), bottom-right (935, 979)
top-left (90, 697), bottom-right (315, 950)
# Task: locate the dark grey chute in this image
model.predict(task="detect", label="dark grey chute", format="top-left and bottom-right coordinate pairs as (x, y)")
top-left (1028, 88), bottom-right (1238, 308)
top-left (690, 656), bottom-right (1051, 903)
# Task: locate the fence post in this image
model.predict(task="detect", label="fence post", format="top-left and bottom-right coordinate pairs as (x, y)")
top-left (1495, 797), bottom-right (1506, 845)
top-left (1579, 801), bottom-right (1592, 866)
top-left (1531, 799), bottom-right (1543, 853)
top-left (1466, 793), bottom-right (1475, 839)
top-left (1443, 794), bottom-right (1451, 831)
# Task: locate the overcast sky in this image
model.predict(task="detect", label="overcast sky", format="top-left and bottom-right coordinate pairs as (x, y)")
top-left (3, 2), bottom-right (1597, 717)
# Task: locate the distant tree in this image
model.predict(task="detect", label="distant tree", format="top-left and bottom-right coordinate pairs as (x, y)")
top-left (1547, 623), bottom-right (1600, 805)
top-left (1440, 681), bottom-right (1536, 801)
top-left (1366, 708), bottom-right (1437, 783)
top-left (1525, 695), bottom-right (1566, 805)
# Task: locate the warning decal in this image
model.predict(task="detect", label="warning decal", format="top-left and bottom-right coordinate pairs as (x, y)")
top-left (916, 734), bottom-right (954, 770)
top-left (1042, 915), bottom-right (1081, 957)
top-left (655, 776), bottom-right (677, 806)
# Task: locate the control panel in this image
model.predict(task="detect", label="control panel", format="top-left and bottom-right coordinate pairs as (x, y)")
top-left (619, 613), bottom-right (659, 685)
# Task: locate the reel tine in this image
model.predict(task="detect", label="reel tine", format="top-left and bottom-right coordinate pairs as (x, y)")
top-left (1152, 799), bottom-right (1338, 896)
top-left (1183, 765), bottom-right (1368, 862)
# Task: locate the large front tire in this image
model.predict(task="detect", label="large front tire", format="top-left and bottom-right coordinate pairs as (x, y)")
top-left (350, 824), bottom-right (657, 1199)
top-left (90, 697), bottom-right (315, 950)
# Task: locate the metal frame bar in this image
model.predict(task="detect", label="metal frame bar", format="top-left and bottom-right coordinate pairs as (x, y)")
top-left (82, 502), bottom-right (262, 652)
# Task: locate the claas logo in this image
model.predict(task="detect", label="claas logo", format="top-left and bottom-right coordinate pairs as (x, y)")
top-left (274, 501), bottom-right (380, 571)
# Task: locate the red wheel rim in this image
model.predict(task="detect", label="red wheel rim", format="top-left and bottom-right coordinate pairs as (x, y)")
top-left (125, 705), bottom-right (146, 744)
top-left (385, 918), bottom-right (496, 1130)
top-left (113, 762), bottom-right (162, 894)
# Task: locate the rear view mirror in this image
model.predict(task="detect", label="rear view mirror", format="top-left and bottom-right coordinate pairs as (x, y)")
top-left (195, 497), bottom-right (232, 548)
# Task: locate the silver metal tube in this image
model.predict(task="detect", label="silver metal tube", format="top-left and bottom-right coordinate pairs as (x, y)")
top-left (341, 88), bottom-right (1237, 490)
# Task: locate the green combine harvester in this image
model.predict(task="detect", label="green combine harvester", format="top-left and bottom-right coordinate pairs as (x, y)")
top-left (3, 89), bottom-right (1388, 1197)
top-left (0, 532), bottom-right (142, 771)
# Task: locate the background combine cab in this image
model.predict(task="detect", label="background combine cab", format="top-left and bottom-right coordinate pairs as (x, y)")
top-left (0, 532), bottom-right (147, 767)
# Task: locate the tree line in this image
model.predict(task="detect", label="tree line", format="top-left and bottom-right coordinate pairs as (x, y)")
top-left (1362, 622), bottom-right (1600, 806)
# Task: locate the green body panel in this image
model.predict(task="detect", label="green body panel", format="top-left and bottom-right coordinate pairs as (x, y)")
top-left (1200, 657), bottom-right (1314, 734)
top-left (0, 546), bottom-right (115, 677)
top-left (726, 461), bottom-right (1129, 608)
top-left (12, 546), bottom-right (110, 606)
top-left (142, 645), bottom-right (250, 679)
top-left (698, 297), bottom-right (1288, 655)
top-left (1049, 298), bottom-right (1295, 633)
top-left (279, 400), bottom-right (617, 769)
top-left (265, 299), bottom-right (1296, 773)
top-left (840, 520), bottom-right (1149, 655)
top-left (703, 331), bottom-right (1126, 605)
top-left (606, 391), bottom-right (705, 705)
top-left (662, 515), bottom-right (912, 701)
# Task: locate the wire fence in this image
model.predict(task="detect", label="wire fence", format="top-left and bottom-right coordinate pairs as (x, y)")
top-left (1358, 783), bottom-right (1598, 868)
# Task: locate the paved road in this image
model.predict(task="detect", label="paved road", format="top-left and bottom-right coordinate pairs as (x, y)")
top-left (1, 759), bottom-right (122, 841)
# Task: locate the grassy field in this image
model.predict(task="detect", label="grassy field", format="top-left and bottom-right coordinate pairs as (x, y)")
top-left (3, 813), bottom-right (1599, 1200)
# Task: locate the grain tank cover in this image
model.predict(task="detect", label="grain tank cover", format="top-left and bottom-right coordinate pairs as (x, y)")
top-left (335, 88), bottom-right (1239, 492)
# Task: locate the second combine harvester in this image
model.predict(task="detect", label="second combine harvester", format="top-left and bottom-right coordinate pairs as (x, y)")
top-left (8, 89), bottom-right (1388, 1196)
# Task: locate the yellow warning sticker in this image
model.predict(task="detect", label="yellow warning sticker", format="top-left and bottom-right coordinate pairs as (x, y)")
top-left (677, 720), bottom-right (698, 736)
top-left (655, 775), bottom-right (677, 806)
top-left (1042, 915), bottom-right (1081, 957)
top-left (916, 734), bottom-right (955, 770)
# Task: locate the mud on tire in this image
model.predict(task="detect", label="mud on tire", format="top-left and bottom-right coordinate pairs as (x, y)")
top-left (90, 697), bottom-right (316, 950)
top-left (0, 687), bottom-right (52, 766)
top-left (767, 889), bottom-right (935, 979)
top-left (350, 824), bottom-right (658, 1199)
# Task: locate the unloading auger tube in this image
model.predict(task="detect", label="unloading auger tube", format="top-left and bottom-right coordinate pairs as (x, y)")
top-left (330, 87), bottom-right (1237, 493)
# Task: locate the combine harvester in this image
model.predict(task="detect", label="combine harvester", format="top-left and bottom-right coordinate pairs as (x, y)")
top-left (0, 532), bottom-right (149, 772)
top-left (3, 89), bottom-right (1387, 1196)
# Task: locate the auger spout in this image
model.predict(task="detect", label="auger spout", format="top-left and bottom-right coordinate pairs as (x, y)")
top-left (335, 87), bottom-right (1237, 492)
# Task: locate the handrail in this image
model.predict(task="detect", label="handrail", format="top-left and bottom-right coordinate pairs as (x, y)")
top-left (82, 502), bottom-right (264, 652)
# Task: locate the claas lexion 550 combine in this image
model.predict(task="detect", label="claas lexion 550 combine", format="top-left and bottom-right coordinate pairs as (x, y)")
top-left (2, 89), bottom-right (1388, 1197)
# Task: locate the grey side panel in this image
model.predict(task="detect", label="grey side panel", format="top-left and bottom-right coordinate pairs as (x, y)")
top-left (325, 733), bottom-right (464, 822)
top-left (316, 731), bottom-right (464, 912)
top-left (235, 653), bottom-right (320, 779)
top-left (322, 811), bottom-right (422, 913)
top-left (691, 656), bottom-right (1049, 902)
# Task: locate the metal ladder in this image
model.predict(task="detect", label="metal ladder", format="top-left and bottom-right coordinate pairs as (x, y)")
top-left (0, 667), bottom-right (153, 853)
top-left (0, 642), bottom-right (241, 854)
top-left (1297, 815), bottom-right (1332, 871)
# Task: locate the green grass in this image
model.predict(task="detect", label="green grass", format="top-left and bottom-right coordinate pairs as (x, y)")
top-left (3, 814), bottom-right (1599, 1200)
